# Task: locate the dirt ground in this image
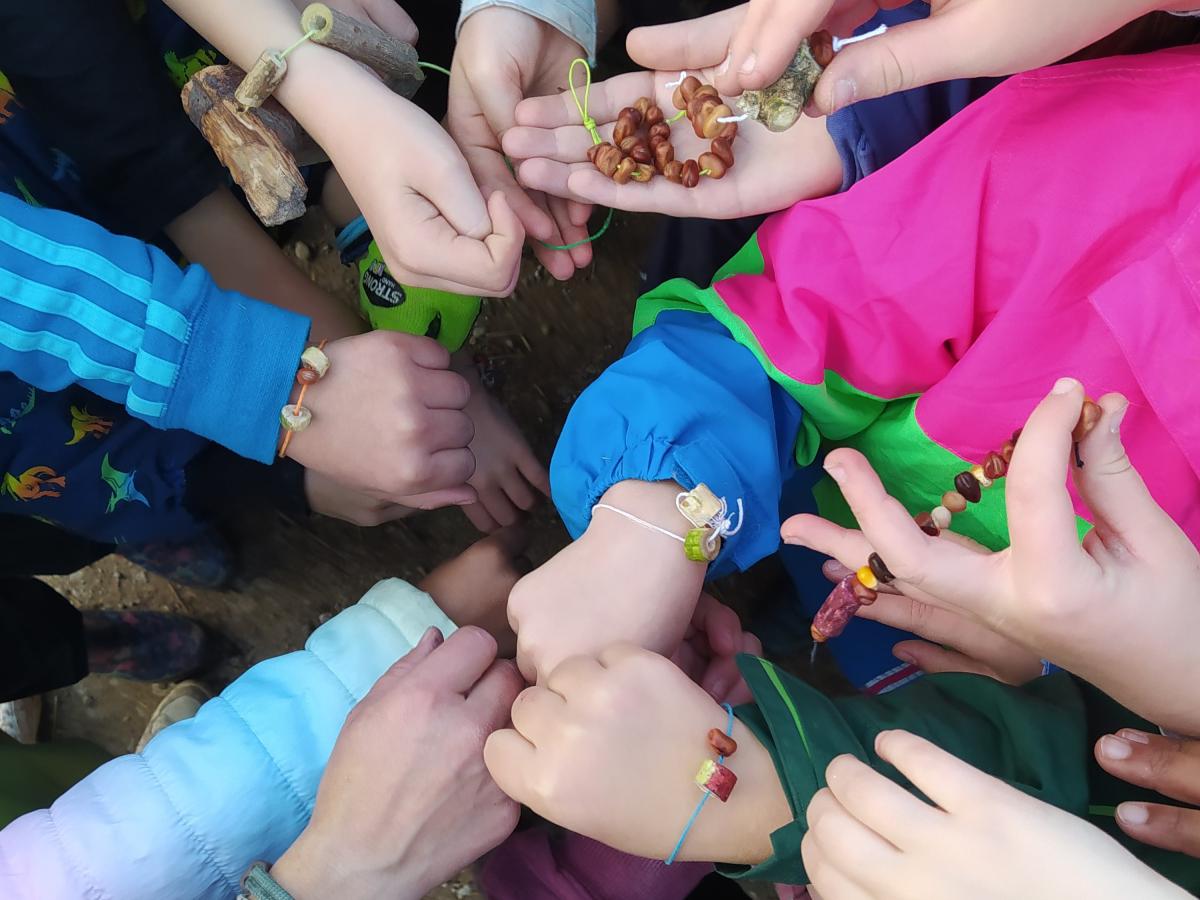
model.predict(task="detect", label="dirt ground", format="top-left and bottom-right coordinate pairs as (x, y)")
top-left (41, 209), bottom-right (825, 899)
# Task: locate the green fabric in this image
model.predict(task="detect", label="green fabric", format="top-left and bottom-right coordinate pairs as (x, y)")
top-left (357, 240), bottom-right (481, 352)
top-left (721, 662), bottom-right (1200, 890)
top-left (0, 734), bottom-right (111, 827)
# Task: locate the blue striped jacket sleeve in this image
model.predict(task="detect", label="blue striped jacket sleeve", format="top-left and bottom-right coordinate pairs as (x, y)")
top-left (0, 194), bottom-right (310, 463)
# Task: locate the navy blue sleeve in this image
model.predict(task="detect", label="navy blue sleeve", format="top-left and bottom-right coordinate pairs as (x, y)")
top-left (550, 309), bottom-right (802, 576)
top-left (826, 3), bottom-right (1003, 191)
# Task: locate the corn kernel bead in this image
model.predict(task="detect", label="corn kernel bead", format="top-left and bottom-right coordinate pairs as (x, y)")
top-left (1000, 439), bottom-right (1016, 463)
top-left (931, 505), bottom-right (952, 530)
top-left (954, 471), bottom-right (982, 503)
top-left (856, 566), bottom-right (879, 590)
top-left (914, 512), bottom-right (940, 536)
top-left (942, 490), bottom-right (967, 513)
top-left (969, 464), bottom-right (993, 489)
top-left (983, 451), bottom-right (1007, 481)
top-left (868, 552), bottom-right (895, 584)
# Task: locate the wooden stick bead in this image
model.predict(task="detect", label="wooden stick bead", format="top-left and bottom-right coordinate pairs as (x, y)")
top-left (868, 552), bottom-right (895, 584)
top-left (953, 471), bottom-right (983, 503)
top-left (914, 512), bottom-right (940, 537)
top-left (587, 142), bottom-right (623, 177)
top-left (612, 157), bottom-right (638, 184)
top-left (698, 151), bottom-right (728, 178)
top-left (235, 51), bottom-right (287, 110)
top-left (663, 160), bottom-right (684, 183)
top-left (942, 490), bottom-right (967, 513)
top-left (680, 159), bottom-right (700, 188)
top-left (300, 3), bottom-right (422, 98)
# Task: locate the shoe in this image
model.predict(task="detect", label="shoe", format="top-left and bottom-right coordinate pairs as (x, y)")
top-left (119, 529), bottom-right (233, 589)
top-left (83, 610), bottom-right (209, 682)
top-left (136, 681), bottom-right (212, 752)
top-left (0, 695), bottom-right (41, 744)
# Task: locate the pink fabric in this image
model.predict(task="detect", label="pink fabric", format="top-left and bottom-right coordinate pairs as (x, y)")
top-left (713, 47), bottom-right (1200, 542)
top-left (480, 827), bottom-right (710, 900)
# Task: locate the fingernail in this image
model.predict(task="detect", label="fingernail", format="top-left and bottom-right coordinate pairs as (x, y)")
top-left (1117, 802), bottom-right (1149, 826)
top-left (1118, 728), bottom-right (1151, 744)
top-left (1099, 735), bottom-right (1132, 760)
top-left (716, 52), bottom-right (732, 77)
top-left (1052, 377), bottom-right (1080, 395)
top-left (830, 78), bottom-right (857, 113)
top-left (824, 463), bottom-right (845, 484)
top-left (894, 649), bottom-right (916, 665)
top-left (1109, 402), bottom-right (1129, 434)
top-left (456, 498), bottom-right (476, 507)
top-left (738, 52), bottom-right (757, 75)
top-left (419, 626), bottom-right (444, 649)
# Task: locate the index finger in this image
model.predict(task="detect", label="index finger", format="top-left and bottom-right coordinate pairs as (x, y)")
top-left (415, 624), bottom-right (499, 694)
top-left (466, 658), bottom-right (526, 728)
top-left (627, 7), bottom-right (747, 74)
top-left (514, 71), bottom-right (658, 129)
top-left (873, 730), bottom-right (1008, 815)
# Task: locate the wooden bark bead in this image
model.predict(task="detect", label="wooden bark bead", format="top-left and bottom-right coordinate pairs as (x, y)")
top-left (931, 505), bottom-right (952, 530)
top-left (296, 367), bottom-right (320, 386)
top-left (630, 163), bottom-right (655, 182)
top-left (613, 157), bottom-right (638, 184)
top-left (653, 140), bottom-right (674, 172)
top-left (663, 160), bottom-right (684, 183)
top-left (942, 490), bottom-right (967, 513)
top-left (673, 74), bottom-right (702, 109)
top-left (709, 137), bottom-right (735, 168)
top-left (969, 464), bottom-right (993, 489)
top-left (649, 122), bottom-right (672, 143)
top-left (681, 159), bottom-right (701, 188)
top-left (983, 451), bottom-right (1007, 481)
top-left (1073, 399), bottom-right (1102, 442)
top-left (708, 728), bottom-right (738, 757)
top-left (914, 512), bottom-right (940, 537)
top-left (810, 30), bottom-right (836, 67)
top-left (850, 577), bottom-right (878, 605)
top-left (698, 151), bottom-right (728, 179)
top-left (868, 552), bottom-right (895, 584)
top-left (587, 142), bottom-right (623, 178)
top-left (1000, 439), bottom-right (1016, 463)
top-left (954, 471), bottom-right (982, 503)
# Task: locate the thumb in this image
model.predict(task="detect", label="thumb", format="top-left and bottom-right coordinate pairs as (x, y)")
top-left (811, 11), bottom-right (973, 115)
top-left (717, 0), bottom-right (827, 96)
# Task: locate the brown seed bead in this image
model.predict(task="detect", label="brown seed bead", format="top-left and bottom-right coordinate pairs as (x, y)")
top-left (613, 108), bottom-right (642, 144)
top-left (868, 552), bottom-right (895, 584)
top-left (983, 451), bottom-right (1007, 481)
top-left (630, 163), bottom-right (655, 182)
top-left (708, 728), bottom-right (738, 757)
top-left (612, 157), bottom-right (638, 185)
top-left (673, 74), bottom-right (702, 109)
top-left (1073, 399), bottom-right (1102, 443)
top-left (680, 159), bottom-right (701, 188)
top-left (1011, 427), bottom-right (1023, 445)
top-left (810, 30), bottom-right (835, 67)
top-left (618, 136), bottom-right (652, 165)
top-left (701, 104), bottom-right (734, 139)
top-left (698, 151), bottom-right (727, 179)
top-left (653, 140), bottom-right (674, 172)
top-left (954, 471), bottom-right (982, 503)
top-left (587, 142), bottom-right (623, 178)
top-left (914, 512), bottom-right (940, 537)
top-left (1000, 439), bottom-right (1016, 464)
top-left (663, 160), bottom-right (684, 183)
top-left (296, 367), bottom-right (320, 386)
top-left (941, 490), bottom-right (968, 514)
top-left (709, 137), bottom-right (735, 169)
top-left (633, 96), bottom-right (653, 118)
top-left (850, 577), bottom-right (878, 606)
top-left (649, 122), bottom-right (672, 143)
top-left (715, 121), bottom-right (739, 142)
top-left (643, 104), bottom-right (665, 128)
top-left (693, 83), bottom-right (720, 102)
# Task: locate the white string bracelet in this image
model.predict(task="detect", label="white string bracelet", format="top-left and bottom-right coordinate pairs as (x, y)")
top-left (717, 113), bottom-right (748, 124)
top-left (832, 22), bottom-right (888, 53)
top-left (677, 491), bottom-right (744, 554)
top-left (665, 71), bottom-right (688, 89)
top-left (592, 504), bottom-right (685, 545)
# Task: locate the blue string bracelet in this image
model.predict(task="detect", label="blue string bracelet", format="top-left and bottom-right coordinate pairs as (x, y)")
top-left (665, 702), bottom-right (737, 866)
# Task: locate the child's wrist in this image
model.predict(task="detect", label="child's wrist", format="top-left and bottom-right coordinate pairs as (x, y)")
top-left (595, 480), bottom-right (694, 539)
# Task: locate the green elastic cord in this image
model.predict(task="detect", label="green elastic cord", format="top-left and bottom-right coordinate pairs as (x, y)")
top-left (667, 108), bottom-right (687, 124)
top-left (279, 28), bottom-right (319, 60)
top-left (417, 60), bottom-right (452, 78)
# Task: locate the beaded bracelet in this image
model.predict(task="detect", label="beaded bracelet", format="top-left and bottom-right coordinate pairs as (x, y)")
top-left (810, 397), bottom-right (1103, 643)
top-left (591, 483), bottom-right (744, 563)
top-left (278, 341), bottom-right (329, 459)
top-left (666, 702), bottom-right (738, 865)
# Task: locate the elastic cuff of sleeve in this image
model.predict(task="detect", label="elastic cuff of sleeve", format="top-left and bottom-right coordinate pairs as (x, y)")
top-left (164, 269), bottom-right (310, 464)
top-left (457, 0), bottom-right (596, 60)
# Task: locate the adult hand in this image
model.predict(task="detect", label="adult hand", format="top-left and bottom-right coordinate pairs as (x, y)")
top-left (1096, 729), bottom-right (1200, 857)
top-left (505, 66), bottom-right (842, 218)
top-left (449, 7), bottom-right (594, 280)
top-left (802, 730), bottom-right (1189, 900)
top-left (671, 592), bottom-right (763, 706)
top-left (484, 644), bottom-right (792, 863)
top-left (286, 0), bottom-right (418, 43)
top-left (271, 626), bottom-right (524, 900)
top-left (782, 379), bottom-right (1200, 735)
top-left (285, 331), bottom-right (478, 509)
top-left (819, 558), bottom-right (1043, 685)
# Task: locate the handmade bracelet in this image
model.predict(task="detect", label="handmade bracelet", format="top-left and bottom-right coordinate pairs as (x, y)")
top-left (666, 702), bottom-right (738, 866)
top-left (591, 483), bottom-right (745, 563)
top-left (278, 341), bottom-right (329, 458)
top-left (810, 396), bottom-right (1103, 644)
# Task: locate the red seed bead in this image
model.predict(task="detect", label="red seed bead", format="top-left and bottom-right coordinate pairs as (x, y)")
top-left (983, 451), bottom-right (1007, 481)
top-left (296, 367), bottom-right (320, 386)
top-left (708, 728), bottom-right (738, 757)
top-left (953, 471), bottom-right (983, 503)
top-left (914, 512), bottom-right (940, 536)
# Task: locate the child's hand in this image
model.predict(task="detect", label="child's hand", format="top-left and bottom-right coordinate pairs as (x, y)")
top-left (285, 0), bottom-right (417, 43)
top-left (285, 331), bottom-right (478, 509)
top-left (504, 68), bottom-right (842, 219)
top-left (1096, 729), bottom-right (1200, 858)
top-left (448, 7), bottom-right (595, 280)
top-left (419, 526), bottom-right (531, 656)
top-left (782, 380), bottom-right (1200, 736)
top-left (507, 480), bottom-right (707, 683)
top-left (304, 470), bottom-right (417, 526)
top-left (456, 358), bottom-right (550, 533)
top-left (671, 592), bottom-right (763, 706)
top-left (484, 644), bottom-right (792, 864)
top-left (802, 730), bottom-right (1187, 900)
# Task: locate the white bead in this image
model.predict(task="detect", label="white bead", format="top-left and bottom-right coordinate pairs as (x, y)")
top-left (931, 506), bottom-right (952, 530)
top-left (280, 403), bottom-right (312, 432)
top-left (300, 345), bottom-right (331, 378)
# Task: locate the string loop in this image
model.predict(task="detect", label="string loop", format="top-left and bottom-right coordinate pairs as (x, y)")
top-left (569, 57), bottom-right (602, 146)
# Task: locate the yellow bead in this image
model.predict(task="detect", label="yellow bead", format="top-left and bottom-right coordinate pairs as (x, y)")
top-left (970, 464), bottom-right (993, 489)
top-left (855, 566), bottom-right (878, 590)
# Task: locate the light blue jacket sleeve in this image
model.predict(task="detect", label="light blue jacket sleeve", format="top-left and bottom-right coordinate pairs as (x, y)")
top-left (0, 194), bottom-right (310, 463)
top-left (550, 309), bottom-right (803, 576)
top-left (0, 579), bottom-right (456, 900)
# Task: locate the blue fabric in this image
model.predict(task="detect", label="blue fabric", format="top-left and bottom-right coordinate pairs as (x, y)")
top-left (550, 309), bottom-right (801, 576)
top-left (825, 4), bottom-right (1003, 192)
top-left (0, 194), bottom-right (309, 464)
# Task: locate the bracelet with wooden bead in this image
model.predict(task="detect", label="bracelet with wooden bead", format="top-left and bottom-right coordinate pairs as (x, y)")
top-left (278, 340), bottom-right (330, 458)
